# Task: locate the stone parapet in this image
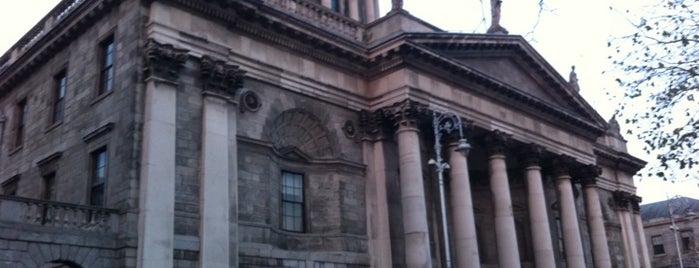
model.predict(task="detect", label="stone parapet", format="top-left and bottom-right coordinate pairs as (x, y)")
top-left (0, 195), bottom-right (119, 233)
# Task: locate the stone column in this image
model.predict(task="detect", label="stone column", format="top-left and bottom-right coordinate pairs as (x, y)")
top-left (613, 191), bottom-right (640, 268)
top-left (448, 138), bottom-right (480, 268)
top-left (520, 145), bottom-right (556, 268)
top-left (388, 100), bottom-right (432, 268)
top-left (198, 56), bottom-right (245, 267)
top-left (632, 196), bottom-right (651, 268)
top-left (579, 166), bottom-right (612, 268)
top-left (348, 1), bottom-right (359, 20)
top-left (137, 40), bottom-right (187, 268)
top-left (359, 110), bottom-right (393, 268)
top-left (485, 130), bottom-right (521, 268)
top-left (553, 156), bottom-right (586, 268)
top-left (364, 0), bottom-right (379, 21)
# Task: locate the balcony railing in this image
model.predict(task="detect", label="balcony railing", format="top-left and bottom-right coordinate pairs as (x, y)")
top-left (0, 195), bottom-right (119, 232)
top-left (265, 0), bottom-right (363, 40)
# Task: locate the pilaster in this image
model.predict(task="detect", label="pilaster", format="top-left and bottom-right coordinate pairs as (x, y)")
top-left (198, 55), bottom-right (245, 267)
top-left (138, 39), bottom-right (187, 268)
top-left (358, 109), bottom-right (394, 268)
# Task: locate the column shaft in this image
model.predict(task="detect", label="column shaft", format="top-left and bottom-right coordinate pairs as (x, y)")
top-left (138, 79), bottom-right (177, 268)
top-left (583, 184), bottom-right (612, 268)
top-left (397, 124), bottom-right (432, 268)
top-left (199, 95), bottom-right (230, 267)
top-left (448, 144), bottom-right (480, 268)
top-left (488, 153), bottom-right (521, 268)
top-left (621, 211), bottom-right (640, 268)
top-left (634, 213), bottom-right (652, 268)
top-left (524, 165), bottom-right (556, 268)
top-left (555, 174), bottom-right (586, 268)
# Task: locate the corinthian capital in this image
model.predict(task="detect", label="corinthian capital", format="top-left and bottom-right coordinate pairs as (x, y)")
top-left (518, 143), bottom-right (544, 168)
top-left (484, 129), bottom-right (510, 156)
top-left (200, 55), bottom-right (246, 97)
top-left (144, 39), bottom-right (188, 81)
top-left (382, 99), bottom-right (428, 129)
top-left (575, 164), bottom-right (602, 186)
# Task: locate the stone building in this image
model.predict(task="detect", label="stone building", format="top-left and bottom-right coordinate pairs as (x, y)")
top-left (0, 0), bottom-right (649, 267)
top-left (640, 197), bottom-right (699, 268)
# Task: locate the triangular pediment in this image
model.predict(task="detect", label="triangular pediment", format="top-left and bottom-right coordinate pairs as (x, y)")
top-left (454, 55), bottom-right (568, 108)
top-left (397, 33), bottom-right (609, 133)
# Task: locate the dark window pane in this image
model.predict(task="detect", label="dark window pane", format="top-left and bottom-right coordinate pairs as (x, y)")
top-left (281, 171), bottom-right (304, 232)
top-left (90, 148), bottom-right (107, 206)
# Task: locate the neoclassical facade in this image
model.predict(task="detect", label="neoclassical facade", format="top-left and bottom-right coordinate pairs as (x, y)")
top-left (0, 0), bottom-right (649, 267)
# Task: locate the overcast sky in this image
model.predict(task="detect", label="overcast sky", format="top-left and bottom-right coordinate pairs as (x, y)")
top-left (0, 1), bottom-right (696, 203)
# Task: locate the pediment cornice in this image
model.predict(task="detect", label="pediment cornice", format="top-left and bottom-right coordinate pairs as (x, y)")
top-left (366, 39), bottom-right (606, 140)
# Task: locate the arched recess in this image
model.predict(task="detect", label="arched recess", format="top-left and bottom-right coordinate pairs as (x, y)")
top-left (269, 108), bottom-right (337, 160)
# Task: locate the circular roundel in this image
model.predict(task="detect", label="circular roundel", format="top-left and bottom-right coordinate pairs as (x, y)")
top-left (240, 91), bottom-right (261, 112)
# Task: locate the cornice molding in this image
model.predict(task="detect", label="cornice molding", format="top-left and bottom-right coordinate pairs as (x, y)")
top-left (0, 0), bottom-right (123, 95)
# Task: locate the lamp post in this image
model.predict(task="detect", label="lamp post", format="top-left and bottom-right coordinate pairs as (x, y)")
top-left (667, 195), bottom-right (697, 268)
top-left (428, 110), bottom-right (471, 268)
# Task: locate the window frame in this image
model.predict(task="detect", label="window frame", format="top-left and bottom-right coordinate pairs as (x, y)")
top-left (14, 98), bottom-right (27, 148)
top-left (652, 235), bottom-right (666, 255)
top-left (97, 35), bottom-right (115, 96)
top-left (42, 172), bottom-right (56, 201)
top-left (681, 230), bottom-right (693, 251)
top-left (88, 147), bottom-right (108, 206)
top-left (280, 171), bottom-right (305, 232)
top-left (1, 175), bottom-right (19, 196)
top-left (52, 70), bottom-right (67, 125)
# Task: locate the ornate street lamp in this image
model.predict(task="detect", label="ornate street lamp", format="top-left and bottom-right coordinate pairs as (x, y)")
top-left (428, 110), bottom-right (471, 268)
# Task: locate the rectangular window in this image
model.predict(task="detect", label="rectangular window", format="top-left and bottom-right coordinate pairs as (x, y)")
top-left (1, 176), bottom-right (19, 196)
top-left (52, 71), bottom-right (67, 124)
top-left (15, 99), bottom-right (27, 148)
top-left (281, 171), bottom-right (304, 232)
top-left (42, 173), bottom-right (56, 200)
top-left (681, 230), bottom-right (693, 251)
top-left (98, 36), bottom-right (114, 95)
top-left (330, 0), bottom-right (340, 12)
top-left (652, 235), bottom-right (665, 255)
top-left (89, 147), bottom-right (107, 206)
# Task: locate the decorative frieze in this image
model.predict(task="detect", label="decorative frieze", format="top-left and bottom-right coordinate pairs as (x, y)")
top-left (200, 55), bottom-right (246, 97)
top-left (143, 39), bottom-right (188, 81)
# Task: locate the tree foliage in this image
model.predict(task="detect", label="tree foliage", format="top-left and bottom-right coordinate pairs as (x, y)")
top-left (610, 0), bottom-right (699, 181)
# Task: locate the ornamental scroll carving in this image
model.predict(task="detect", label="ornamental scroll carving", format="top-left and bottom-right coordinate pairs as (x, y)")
top-left (144, 39), bottom-right (188, 81)
top-left (200, 55), bottom-right (246, 97)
